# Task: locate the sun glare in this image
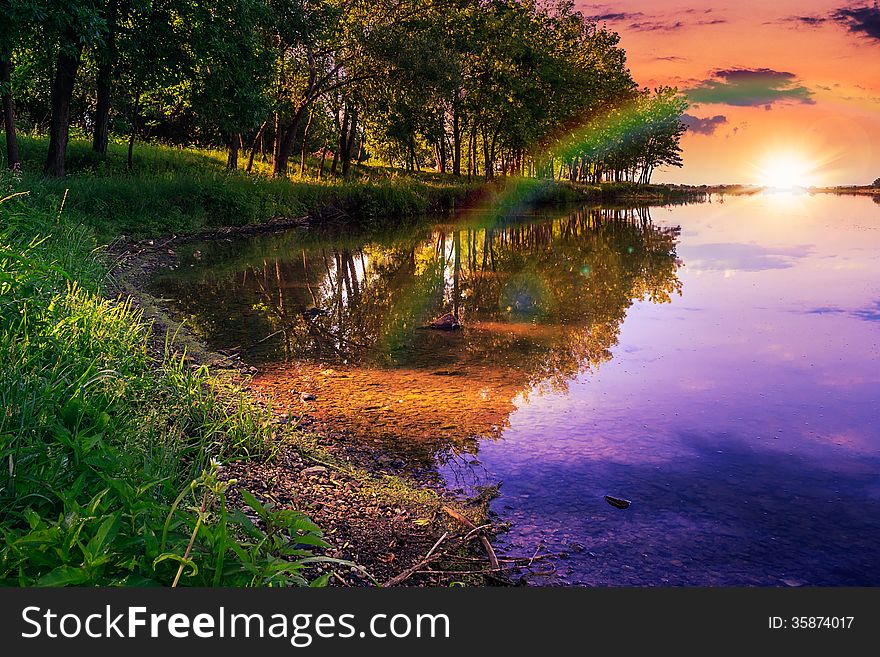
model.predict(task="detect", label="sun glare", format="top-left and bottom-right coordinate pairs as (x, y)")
top-left (755, 152), bottom-right (817, 189)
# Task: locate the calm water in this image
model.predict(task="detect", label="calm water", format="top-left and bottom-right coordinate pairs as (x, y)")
top-left (152, 193), bottom-right (880, 586)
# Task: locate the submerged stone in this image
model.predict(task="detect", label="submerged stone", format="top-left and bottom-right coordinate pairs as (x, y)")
top-left (604, 495), bottom-right (631, 509)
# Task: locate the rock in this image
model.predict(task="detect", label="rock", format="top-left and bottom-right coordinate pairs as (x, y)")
top-left (300, 392), bottom-right (317, 401)
top-left (781, 577), bottom-right (806, 587)
top-left (604, 495), bottom-right (631, 509)
top-left (427, 313), bottom-right (461, 331)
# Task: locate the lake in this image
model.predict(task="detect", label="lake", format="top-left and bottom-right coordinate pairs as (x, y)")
top-left (152, 192), bottom-right (880, 586)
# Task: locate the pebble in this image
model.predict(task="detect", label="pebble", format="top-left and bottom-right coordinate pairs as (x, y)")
top-left (604, 495), bottom-right (632, 509)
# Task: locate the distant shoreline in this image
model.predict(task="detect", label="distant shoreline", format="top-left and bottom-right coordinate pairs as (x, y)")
top-left (663, 184), bottom-right (880, 196)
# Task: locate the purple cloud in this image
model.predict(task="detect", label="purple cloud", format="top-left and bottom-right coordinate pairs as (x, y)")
top-left (785, 5), bottom-right (880, 41)
top-left (681, 113), bottom-right (728, 135)
top-left (588, 12), bottom-right (644, 22)
top-left (833, 4), bottom-right (880, 40)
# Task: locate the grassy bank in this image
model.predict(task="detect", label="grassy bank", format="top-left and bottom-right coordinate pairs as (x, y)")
top-left (6, 135), bottom-right (487, 241)
top-left (0, 191), bottom-right (339, 586)
top-left (4, 135), bottom-right (702, 242)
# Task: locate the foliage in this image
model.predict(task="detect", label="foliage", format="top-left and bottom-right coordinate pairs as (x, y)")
top-left (0, 192), bottom-right (332, 586)
top-left (2, 0), bottom-right (687, 183)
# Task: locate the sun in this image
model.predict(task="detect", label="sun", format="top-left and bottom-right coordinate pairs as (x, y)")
top-left (755, 152), bottom-right (816, 189)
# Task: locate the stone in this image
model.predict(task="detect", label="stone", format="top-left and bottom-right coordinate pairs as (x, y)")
top-left (604, 495), bottom-right (631, 509)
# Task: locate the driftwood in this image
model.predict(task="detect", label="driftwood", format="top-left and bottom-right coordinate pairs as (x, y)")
top-left (382, 532), bottom-right (449, 587)
top-left (441, 505), bottom-right (499, 570)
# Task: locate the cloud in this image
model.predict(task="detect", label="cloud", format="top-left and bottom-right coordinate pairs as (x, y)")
top-left (784, 5), bottom-right (880, 41)
top-left (681, 113), bottom-right (728, 135)
top-left (832, 5), bottom-right (880, 40)
top-left (683, 243), bottom-right (813, 272)
top-left (588, 12), bottom-right (644, 22)
top-left (803, 301), bottom-right (880, 322)
top-left (852, 301), bottom-right (880, 322)
top-left (655, 55), bottom-right (688, 62)
top-left (789, 15), bottom-right (829, 26)
top-left (585, 7), bottom-right (726, 31)
top-left (628, 18), bottom-right (726, 32)
top-left (629, 20), bottom-right (685, 31)
top-left (685, 68), bottom-right (815, 107)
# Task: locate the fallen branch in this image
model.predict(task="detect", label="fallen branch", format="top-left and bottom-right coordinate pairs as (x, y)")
top-left (382, 532), bottom-right (449, 587)
top-left (441, 505), bottom-right (499, 570)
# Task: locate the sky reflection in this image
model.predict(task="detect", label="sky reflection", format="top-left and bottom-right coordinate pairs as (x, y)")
top-left (443, 193), bottom-right (880, 585)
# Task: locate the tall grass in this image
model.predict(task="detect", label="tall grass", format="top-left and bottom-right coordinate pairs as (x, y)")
top-left (0, 191), bottom-right (332, 586)
top-left (5, 135), bottom-right (482, 241)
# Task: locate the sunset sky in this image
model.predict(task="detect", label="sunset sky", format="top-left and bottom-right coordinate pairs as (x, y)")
top-left (577, 1), bottom-right (880, 185)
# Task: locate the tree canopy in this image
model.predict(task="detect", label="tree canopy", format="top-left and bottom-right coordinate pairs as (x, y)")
top-left (1, 0), bottom-right (689, 182)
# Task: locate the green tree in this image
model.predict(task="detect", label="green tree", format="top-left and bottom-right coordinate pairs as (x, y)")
top-left (43, 0), bottom-right (105, 176)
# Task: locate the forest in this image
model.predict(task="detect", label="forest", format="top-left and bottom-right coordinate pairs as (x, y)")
top-left (1, 0), bottom-right (687, 184)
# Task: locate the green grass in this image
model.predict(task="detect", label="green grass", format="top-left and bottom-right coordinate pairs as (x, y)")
top-left (0, 190), bottom-right (337, 586)
top-left (3, 135), bottom-right (485, 241)
top-left (2, 134), bottom-right (701, 243)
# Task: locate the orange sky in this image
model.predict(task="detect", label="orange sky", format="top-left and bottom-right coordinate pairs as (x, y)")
top-left (577, 1), bottom-right (880, 184)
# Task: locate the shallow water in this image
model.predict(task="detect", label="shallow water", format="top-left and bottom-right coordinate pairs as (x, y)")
top-left (152, 193), bottom-right (880, 586)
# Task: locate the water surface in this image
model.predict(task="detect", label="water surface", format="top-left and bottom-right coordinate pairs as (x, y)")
top-left (152, 193), bottom-right (880, 586)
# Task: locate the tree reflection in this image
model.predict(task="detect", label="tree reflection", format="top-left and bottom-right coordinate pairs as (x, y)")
top-left (153, 206), bottom-right (682, 459)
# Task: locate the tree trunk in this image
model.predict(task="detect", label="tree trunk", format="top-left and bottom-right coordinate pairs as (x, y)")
top-left (334, 108), bottom-right (349, 177)
top-left (92, 0), bottom-right (118, 155)
top-left (481, 126), bottom-right (492, 179)
top-left (1, 51), bottom-right (21, 171)
top-left (45, 42), bottom-right (82, 177)
top-left (318, 145), bottom-right (328, 179)
top-left (273, 105), bottom-right (307, 176)
top-left (246, 119), bottom-right (269, 173)
top-left (92, 59), bottom-right (112, 155)
top-left (127, 86), bottom-right (141, 170)
top-left (272, 110), bottom-right (281, 168)
top-left (452, 104), bottom-right (462, 176)
top-left (341, 107), bottom-right (357, 178)
top-left (299, 108), bottom-right (313, 176)
top-left (226, 133), bottom-right (239, 171)
top-left (468, 125), bottom-right (477, 181)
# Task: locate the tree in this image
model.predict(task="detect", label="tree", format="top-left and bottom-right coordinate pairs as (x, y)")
top-left (91, 0), bottom-right (121, 155)
top-left (0, 0), bottom-right (39, 171)
top-left (4, 0), bottom-right (683, 184)
top-left (189, 0), bottom-right (274, 170)
top-left (44, 0), bottom-right (105, 176)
